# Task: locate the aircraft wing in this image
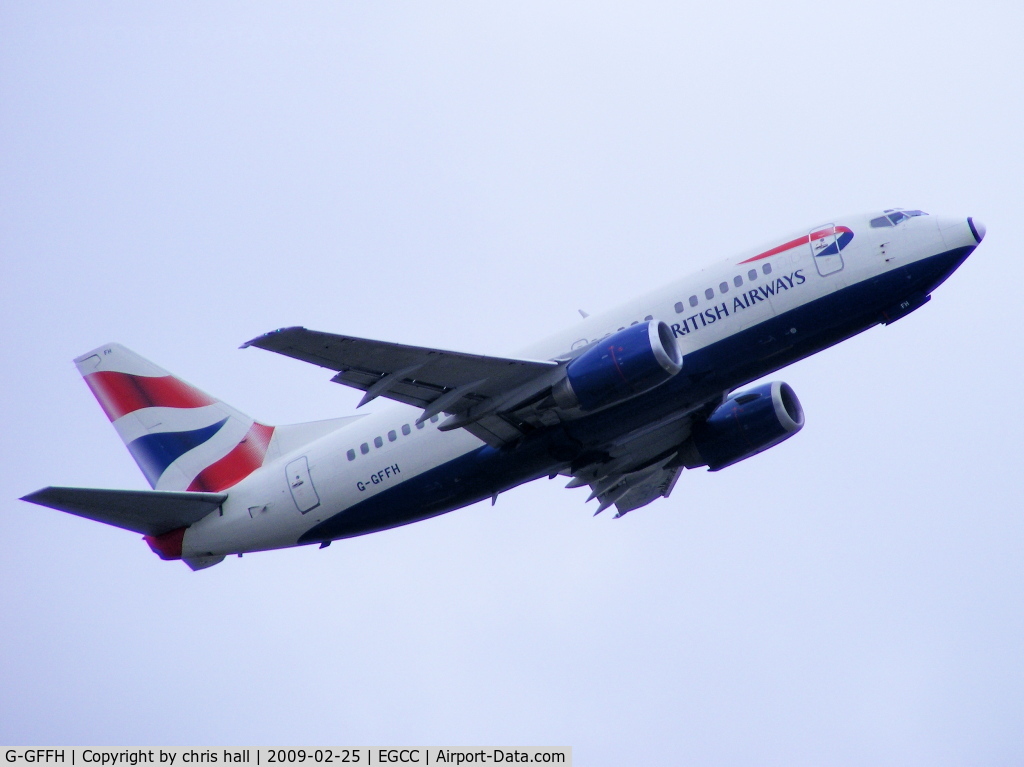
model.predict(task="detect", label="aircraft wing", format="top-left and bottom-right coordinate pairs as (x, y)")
top-left (21, 487), bottom-right (227, 536)
top-left (243, 327), bottom-right (561, 446)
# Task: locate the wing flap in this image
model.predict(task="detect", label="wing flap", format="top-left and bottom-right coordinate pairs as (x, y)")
top-left (583, 461), bottom-right (683, 518)
top-left (21, 486), bottom-right (227, 537)
top-left (562, 409), bottom-right (700, 518)
top-left (603, 464), bottom-right (683, 516)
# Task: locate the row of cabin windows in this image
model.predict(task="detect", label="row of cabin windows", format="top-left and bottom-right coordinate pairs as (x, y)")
top-left (624, 314), bottom-right (655, 330)
top-left (674, 262), bottom-right (773, 314)
top-left (345, 414), bottom-right (440, 461)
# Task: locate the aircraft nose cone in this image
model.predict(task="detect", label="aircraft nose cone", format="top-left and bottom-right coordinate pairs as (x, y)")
top-left (968, 217), bottom-right (986, 243)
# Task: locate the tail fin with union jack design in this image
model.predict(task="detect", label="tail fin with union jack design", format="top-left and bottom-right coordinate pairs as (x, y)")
top-left (75, 343), bottom-right (275, 492)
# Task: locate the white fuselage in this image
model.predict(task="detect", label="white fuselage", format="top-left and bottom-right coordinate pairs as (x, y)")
top-left (183, 212), bottom-right (979, 559)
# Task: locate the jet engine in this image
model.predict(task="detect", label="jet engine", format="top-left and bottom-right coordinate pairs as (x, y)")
top-left (682, 381), bottom-right (804, 471)
top-left (552, 321), bottom-right (683, 412)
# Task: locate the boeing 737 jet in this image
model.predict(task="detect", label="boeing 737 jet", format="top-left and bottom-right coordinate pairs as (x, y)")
top-left (22, 210), bottom-right (985, 569)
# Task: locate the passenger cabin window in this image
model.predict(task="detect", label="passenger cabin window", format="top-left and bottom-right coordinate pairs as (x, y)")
top-left (360, 443), bottom-right (369, 455)
top-left (748, 269), bottom-right (757, 281)
top-left (374, 436), bottom-right (383, 448)
top-left (719, 281), bottom-right (729, 293)
top-left (704, 288), bottom-right (714, 300)
top-left (347, 449), bottom-right (356, 461)
top-left (762, 263), bottom-right (772, 275)
top-left (402, 424), bottom-right (411, 436)
top-left (644, 315), bottom-right (653, 321)
top-left (388, 430), bottom-right (397, 442)
top-left (430, 415), bottom-right (439, 423)
top-left (675, 301), bottom-right (684, 314)
top-left (416, 422), bottom-right (424, 430)
top-left (734, 275), bottom-right (743, 287)
top-left (689, 295), bottom-right (698, 307)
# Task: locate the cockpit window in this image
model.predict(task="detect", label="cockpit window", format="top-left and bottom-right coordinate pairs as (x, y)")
top-left (870, 208), bottom-right (929, 227)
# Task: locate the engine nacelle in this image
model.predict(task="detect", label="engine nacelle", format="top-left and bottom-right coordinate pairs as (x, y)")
top-left (552, 321), bottom-right (682, 412)
top-left (682, 381), bottom-right (804, 471)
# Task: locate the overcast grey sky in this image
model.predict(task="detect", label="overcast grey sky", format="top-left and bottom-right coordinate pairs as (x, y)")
top-left (2, 2), bottom-right (1023, 764)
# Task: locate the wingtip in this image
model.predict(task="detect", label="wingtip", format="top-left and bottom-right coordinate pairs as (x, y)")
top-left (240, 326), bottom-right (306, 350)
top-left (19, 487), bottom-right (51, 505)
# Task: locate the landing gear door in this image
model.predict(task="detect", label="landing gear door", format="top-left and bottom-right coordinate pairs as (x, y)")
top-left (286, 456), bottom-right (320, 513)
top-left (810, 224), bottom-right (844, 276)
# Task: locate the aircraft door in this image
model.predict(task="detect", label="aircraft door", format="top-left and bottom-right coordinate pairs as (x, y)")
top-left (286, 456), bottom-right (321, 513)
top-left (809, 224), bottom-right (844, 276)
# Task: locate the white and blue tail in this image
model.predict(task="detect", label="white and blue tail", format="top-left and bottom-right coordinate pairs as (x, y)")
top-left (75, 343), bottom-right (275, 492)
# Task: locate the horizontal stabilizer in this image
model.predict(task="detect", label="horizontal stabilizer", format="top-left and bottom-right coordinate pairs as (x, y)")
top-left (21, 486), bottom-right (227, 537)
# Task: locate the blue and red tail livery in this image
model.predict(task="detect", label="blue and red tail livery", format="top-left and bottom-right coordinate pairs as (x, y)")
top-left (83, 370), bottom-right (216, 421)
top-left (187, 421), bottom-right (275, 492)
top-left (74, 344), bottom-right (274, 492)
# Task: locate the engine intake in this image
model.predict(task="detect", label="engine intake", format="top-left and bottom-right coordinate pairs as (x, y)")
top-left (553, 321), bottom-right (682, 412)
top-left (683, 381), bottom-right (804, 471)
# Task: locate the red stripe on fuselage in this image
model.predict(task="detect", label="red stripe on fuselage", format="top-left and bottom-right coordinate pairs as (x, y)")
top-left (84, 371), bottom-right (216, 421)
top-left (739, 226), bottom-right (846, 264)
top-left (739, 234), bottom-right (809, 264)
top-left (187, 422), bottom-right (275, 492)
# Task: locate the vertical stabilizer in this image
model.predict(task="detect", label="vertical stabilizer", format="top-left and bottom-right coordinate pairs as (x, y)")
top-left (75, 343), bottom-right (275, 492)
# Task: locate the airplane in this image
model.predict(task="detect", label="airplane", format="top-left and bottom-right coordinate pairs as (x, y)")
top-left (21, 209), bottom-right (985, 570)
